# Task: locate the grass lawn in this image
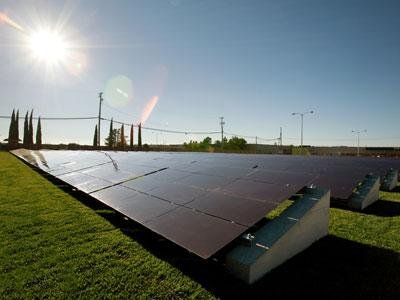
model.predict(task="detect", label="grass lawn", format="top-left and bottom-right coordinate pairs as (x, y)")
top-left (1, 151), bottom-right (399, 298)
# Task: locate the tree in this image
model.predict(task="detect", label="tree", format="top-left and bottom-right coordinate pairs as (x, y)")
top-left (23, 111), bottom-right (29, 147)
top-left (104, 117), bottom-right (122, 149)
top-left (183, 140), bottom-right (199, 151)
top-left (28, 110), bottom-right (34, 148)
top-left (227, 136), bottom-right (247, 150)
top-left (118, 124), bottom-right (126, 149)
top-left (130, 124), bottom-right (134, 149)
top-left (105, 118), bottom-right (114, 147)
top-left (93, 125), bottom-right (98, 147)
top-left (199, 136), bottom-right (212, 150)
top-left (214, 137), bottom-right (228, 149)
top-left (36, 117), bottom-right (42, 148)
top-left (115, 128), bottom-right (121, 146)
top-left (8, 109), bottom-right (15, 145)
top-left (105, 128), bottom-right (120, 148)
top-left (15, 109), bottom-right (19, 144)
top-left (138, 123), bottom-right (142, 148)
top-left (203, 137), bottom-right (212, 145)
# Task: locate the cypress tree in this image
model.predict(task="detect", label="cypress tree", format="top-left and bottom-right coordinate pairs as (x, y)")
top-left (107, 118), bottom-right (114, 147)
top-left (138, 123), bottom-right (142, 148)
top-left (15, 110), bottom-right (19, 144)
top-left (28, 110), bottom-right (34, 148)
top-left (93, 125), bottom-right (98, 147)
top-left (130, 124), bottom-right (134, 149)
top-left (23, 111), bottom-right (29, 147)
top-left (8, 109), bottom-right (15, 145)
top-left (36, 117), bottom-right (42, 148)
top-left (120, 124), bottom-right (125, 149)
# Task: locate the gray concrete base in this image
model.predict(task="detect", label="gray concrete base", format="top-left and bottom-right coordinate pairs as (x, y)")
top-left (225, 187), bottom-right (330, 284)
top-left (381, 169), bottom-right (398, 191)
top-left (348, 174), bottom-right (380, 210)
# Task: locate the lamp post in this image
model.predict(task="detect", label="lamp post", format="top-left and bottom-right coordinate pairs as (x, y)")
top-left (352, 129), bottom-right (367, 156)
top-left (291, 110), bottom-right (314, 151)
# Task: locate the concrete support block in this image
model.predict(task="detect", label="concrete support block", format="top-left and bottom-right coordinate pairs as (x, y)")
top-left (381, 169), bottom-right (398, 191)
top-left (348, 174), bottom-right (380, 210)
top-left (225, 187), bottom-right (330, 284)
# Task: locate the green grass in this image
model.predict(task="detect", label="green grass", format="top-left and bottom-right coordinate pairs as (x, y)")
top-left (1, 151), bottom-right (399, 298)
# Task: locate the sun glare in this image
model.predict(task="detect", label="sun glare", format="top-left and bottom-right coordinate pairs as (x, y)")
top-left (28, 29), bottom-right (67, 65)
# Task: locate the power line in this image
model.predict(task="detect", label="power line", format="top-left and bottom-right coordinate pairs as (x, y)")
top-left (285, 136), bottom-right (400, 141)
top-left (102, 102), bottom-right (139, 119)
top-left (144, 125), bottom-right (220, 135)
top-left (100, 117), bottom-right (220, 135)
top-left (101, 102), bottom-right (169, 127)
top-left (0, 116), bottom-right (97, 120)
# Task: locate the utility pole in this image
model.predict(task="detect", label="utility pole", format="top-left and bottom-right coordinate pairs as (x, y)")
top-left (97, 92), bottom-right (103, 147)
top-left (255, 136), bottom-right (258, 154)
top-left (279, 127), bottom-right (282, 147)
top-left (219, 117), bottom-right (225, 150)
top-left (352, 129), bottom-right (367, 156)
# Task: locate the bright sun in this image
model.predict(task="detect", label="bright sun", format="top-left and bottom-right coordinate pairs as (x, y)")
top-left (28, 29), bottom-right (68, 65)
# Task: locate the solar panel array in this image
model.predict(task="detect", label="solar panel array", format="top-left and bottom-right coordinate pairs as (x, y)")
top-left (11, 149), bottom-right (400, 258)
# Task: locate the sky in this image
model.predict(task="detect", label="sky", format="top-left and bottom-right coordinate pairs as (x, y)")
top-left (0, 0), bottom-right (399, 147)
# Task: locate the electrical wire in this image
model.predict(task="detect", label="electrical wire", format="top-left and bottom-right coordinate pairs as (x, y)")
top-left (101, 117), bottom-right (220, 135)
top-left (102, 102), bottom-right (139, 119)
top-left (0, 115), bottom-right (97, 120)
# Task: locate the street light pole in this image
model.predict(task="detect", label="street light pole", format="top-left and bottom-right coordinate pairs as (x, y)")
top-left (292, 110), bottom-right (314, 151)
top-left (219, 117), bottom-right (225, 150)
top-left (352, 129), bottom-right (367, 156)
top-left (300, 113), bottom-right (304, 147)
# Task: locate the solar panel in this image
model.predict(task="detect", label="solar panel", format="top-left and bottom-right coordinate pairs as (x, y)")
top-left (58, 172), bottom-right (113, 193)
top-left (145, 207), bottom-right (247, 259)
top-left (11, 149), bottom-right (400, 258)
top-left (187, 191), bottom-right (276, 227)
top-left (149, 182), bottom-right (209, 205)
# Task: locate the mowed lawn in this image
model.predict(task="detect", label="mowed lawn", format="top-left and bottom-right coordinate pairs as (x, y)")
top-left (1, 151), bottom-right (399, 299)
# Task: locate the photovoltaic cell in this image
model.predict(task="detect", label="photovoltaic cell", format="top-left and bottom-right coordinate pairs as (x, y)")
top-left (11, 149), bottom-right (400, 259)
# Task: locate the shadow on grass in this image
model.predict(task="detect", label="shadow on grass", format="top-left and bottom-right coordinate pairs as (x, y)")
top-left (361, 199), bottom-right (400, 217)
top-left (331, 197), bottom-right (400, 217)
top-left (389, 186), bottom-right (400, 193)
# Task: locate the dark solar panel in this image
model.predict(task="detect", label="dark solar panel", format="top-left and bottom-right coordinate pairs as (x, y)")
top-left (146, 207), bottom-right (248, 259)
top-left (175, 173), bottom-right (234, 190)
top-left (187, 191), bottom-right (276, 227)
top-left (11, 149), bottom-right (400, 259)
top-left (149, 182), bottom-right (209, 205)
top-left (220, 179), bottom-right (307, 203)
top-left (116, 193), bottom-right (177, 224)
top-left (58, 172), bottom-right (113, 193)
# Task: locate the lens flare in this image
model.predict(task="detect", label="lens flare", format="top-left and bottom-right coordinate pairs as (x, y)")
top-left (140, 95), bottom-right (159, 124)
top-left (104, 75), bottom-right (134, 107)
top-left (65, 52), bottom-right (88, 76)
top-left (0, 12), bottom-right (24, 32)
